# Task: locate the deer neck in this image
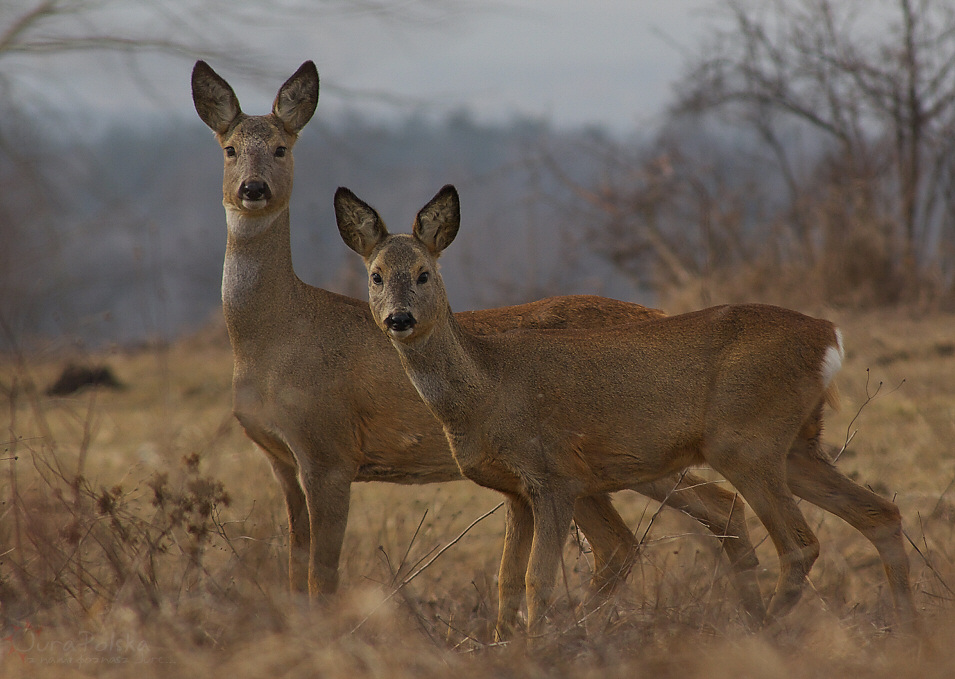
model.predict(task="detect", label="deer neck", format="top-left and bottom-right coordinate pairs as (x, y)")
top-left (394, 307), bottom-right (489, 433)
top-left (222, 206), bottom-right (300, 342)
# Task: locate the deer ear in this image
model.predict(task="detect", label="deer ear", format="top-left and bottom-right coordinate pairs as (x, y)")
top-left (192, 61), bottom-right (242, 135)
top-left (414, 185), bottom-right (460, 257)
top-left (335, 187), bottom-right (388, 258)
top-left (273, 61), bottom-right (319, 135)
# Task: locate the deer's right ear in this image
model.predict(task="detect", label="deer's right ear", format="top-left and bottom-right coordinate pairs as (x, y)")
top-left (192, 61), bottom-right (242, 135)
top-left (335, 187), bottom-right (388, 258)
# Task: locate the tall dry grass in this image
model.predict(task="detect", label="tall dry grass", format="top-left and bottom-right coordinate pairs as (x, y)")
top-left (1, 311), bottom-right (953, 678)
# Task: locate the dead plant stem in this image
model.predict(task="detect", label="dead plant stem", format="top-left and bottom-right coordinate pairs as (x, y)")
top-left (350, 501), bottom-right (504, 635)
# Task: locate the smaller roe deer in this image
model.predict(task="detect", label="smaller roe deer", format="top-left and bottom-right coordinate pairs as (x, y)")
top-left (337, 184), bottom-right (918, 638)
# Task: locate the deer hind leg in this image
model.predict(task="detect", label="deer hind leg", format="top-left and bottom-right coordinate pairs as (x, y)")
top-left (525, 489), bottom-right (578, 637)
top-left (710, 441), bottom-right (820, 621)
top-left (786, 441), bottom-right (917, 630)
top-left (633, 473), bottom-right (767, 626)
top-left (572, 493), bottom-right (639, 595)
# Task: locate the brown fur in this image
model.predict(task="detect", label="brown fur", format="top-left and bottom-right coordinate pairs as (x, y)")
top-left (191, 63), bottom-right (765, 613)
top-left (337, 184), bottom-right (918, 638)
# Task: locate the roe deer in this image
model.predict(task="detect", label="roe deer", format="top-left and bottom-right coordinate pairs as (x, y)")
top-left (191, 61), bottom-right (764, 620)
top-left (336, 184), bottom-right (918, 638)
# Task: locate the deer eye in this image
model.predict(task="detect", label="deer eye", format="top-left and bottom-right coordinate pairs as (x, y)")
top-left (275, 146), bottom-right (287, 158)
top-left (224, 146), bottom-right (236, 158)
top-left (416, 271), bottom-right (430, 285)
top-left (371, 272), bottom-right (383, 285)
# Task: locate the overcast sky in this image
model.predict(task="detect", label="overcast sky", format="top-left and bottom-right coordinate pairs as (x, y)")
top-left (22, 1), bottom-right (714, 136)
top-left (304, 0), bottom-right (712, 131)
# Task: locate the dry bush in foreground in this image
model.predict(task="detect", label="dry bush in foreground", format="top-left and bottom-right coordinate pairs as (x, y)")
top-left (1, 315), bottom-right (953, 677)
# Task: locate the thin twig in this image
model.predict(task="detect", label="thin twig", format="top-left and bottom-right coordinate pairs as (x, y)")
top-left (349, 502), bottom-right (504, 635)
top-left (404, 502), bottom-right (504, 588)
top-left (904, 515), bottom-right (954, 597)
top-left (704, 491), bottom-right (741, 609)
top-left (7, 377), bottom-right (24, 590)
top-left (639, 469), bottom-right (689, 546)
top-left (835, 368), bottom-right (885, 463)
top-left (930, 475), bottom-right (955, 517)
top-left (393, 509), bottom-right (429, 586)
top-left (436, 613), bottom-right (486, 650)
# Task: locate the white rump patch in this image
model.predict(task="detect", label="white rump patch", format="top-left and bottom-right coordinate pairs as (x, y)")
top-left (820, 328), bottom-right (844, 387)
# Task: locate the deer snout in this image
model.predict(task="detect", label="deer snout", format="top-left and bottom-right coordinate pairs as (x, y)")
top-left (384, 311), bottom-right (416, 335)
top-left (239, 180), bottom-right (273, 207)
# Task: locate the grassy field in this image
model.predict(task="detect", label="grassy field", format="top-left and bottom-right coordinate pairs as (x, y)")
top-left (1, 308), bottom-right (953, 677)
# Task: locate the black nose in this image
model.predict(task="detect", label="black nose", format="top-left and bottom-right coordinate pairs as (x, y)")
top-left (240, 180), bottom-right (272, 202)
top-left (385, 312), bottom-right (416, 332)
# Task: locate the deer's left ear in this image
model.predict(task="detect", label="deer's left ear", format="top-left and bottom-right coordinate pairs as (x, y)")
top-left (335, 187), bottom-right (388, 258)
top-left (273, 61), bottom-right (319, 135)
top-left (413, 185), bottom-right (460, 257)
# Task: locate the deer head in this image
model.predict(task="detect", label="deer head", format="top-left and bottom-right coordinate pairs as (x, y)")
top-left (192, 61), bottom-right (319, 233)
top-left (335, 185), bottom-right (460, 345)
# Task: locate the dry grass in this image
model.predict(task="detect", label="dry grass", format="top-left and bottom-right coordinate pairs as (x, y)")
top-left (1, 310), bottom-right (953, 678)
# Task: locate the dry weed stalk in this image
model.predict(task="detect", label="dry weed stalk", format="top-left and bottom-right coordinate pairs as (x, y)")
top-left (0, 324), bottom-right (953, 674)
top-left (1, 368), bottom-right (235, 629)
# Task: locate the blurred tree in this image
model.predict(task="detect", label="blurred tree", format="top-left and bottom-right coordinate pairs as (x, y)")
top-left (573, 0), bottom-right (955, 308)
top-left (541, 124), bottom-right (775, 308)
top-left (678, 0), bottom-right (955, 302)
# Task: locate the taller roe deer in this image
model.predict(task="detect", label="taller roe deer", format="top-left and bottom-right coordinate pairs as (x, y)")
top-left (191, 61), bottom-right (765, 618)
top-left (336, 184), bottom-right (917, 637)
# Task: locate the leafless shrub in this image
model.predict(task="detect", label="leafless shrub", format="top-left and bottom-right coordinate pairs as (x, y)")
top-left (1, 405), bottom-right (233, 627)
top-left (551, 0), bottom-right (955, 311)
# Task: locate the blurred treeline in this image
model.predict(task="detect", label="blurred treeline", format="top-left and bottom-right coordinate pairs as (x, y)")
top-left (3, 0), bottom-right (955, 350)
top-left (0, 111), bottom-right (639, 347)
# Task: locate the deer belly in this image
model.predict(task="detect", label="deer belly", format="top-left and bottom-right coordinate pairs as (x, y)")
top-left (572, 437), bottom-right (704, 494)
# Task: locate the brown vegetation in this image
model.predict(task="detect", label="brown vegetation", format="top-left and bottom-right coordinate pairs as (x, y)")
top-left (1, 307), bottom-right (953, 677)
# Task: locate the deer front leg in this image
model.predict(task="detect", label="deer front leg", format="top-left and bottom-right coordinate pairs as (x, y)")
top-left (300, 463), bottom-right (354, 598)
top-left (525, 490), bottom-right (578, 637)
top-left (264, 454), bottom-right (310, 594)
top-left (495, 494), bottom-right (534, 641)
top-left (247, 425), bottom-right (312, 595)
